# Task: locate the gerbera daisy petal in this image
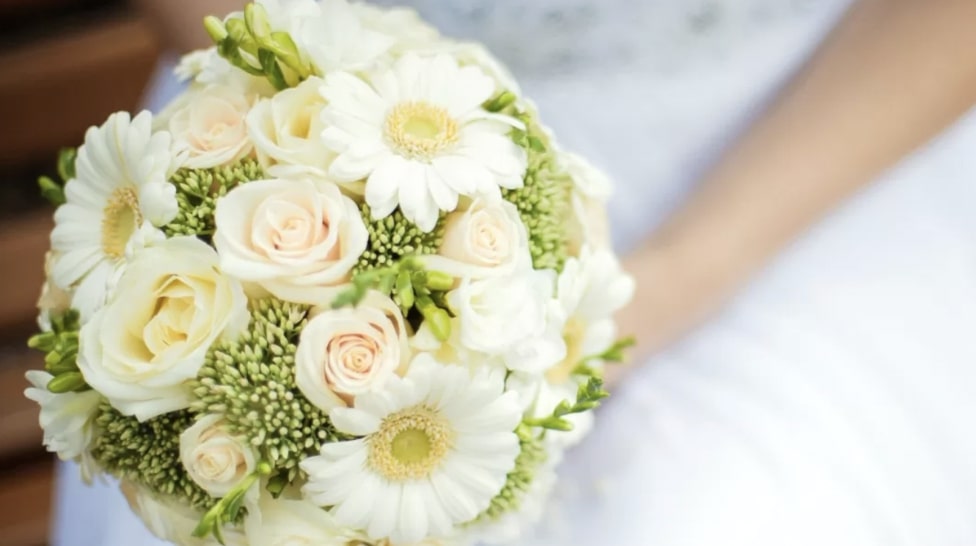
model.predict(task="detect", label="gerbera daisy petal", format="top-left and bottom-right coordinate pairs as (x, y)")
top-left (303, 355), bottom-right (521, 542)
top-left (320, 54), bottom-right (527, 227)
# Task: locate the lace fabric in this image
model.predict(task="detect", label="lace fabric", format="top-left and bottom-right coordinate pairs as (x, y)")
top-left (380, 0), bottom-right (834, 76)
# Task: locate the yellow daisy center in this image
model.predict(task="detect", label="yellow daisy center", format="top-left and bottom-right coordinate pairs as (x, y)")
top-left (101, 187), bottom-right (143, 259)
top-left (384, 101), bottom-right (459, 160)
top-left (367, 404), bottom-right (453, 481)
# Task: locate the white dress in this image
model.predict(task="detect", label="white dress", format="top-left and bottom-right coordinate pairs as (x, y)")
top-left (53, 1), bottom-right (976, 544)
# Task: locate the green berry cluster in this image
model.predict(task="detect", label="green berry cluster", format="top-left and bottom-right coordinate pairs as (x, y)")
top-left (163, 157), bottom-right (264, 239)
top-left (91, 404), bottom-right (217, 513)
top-left (354, 204), bottom-right (446, 275)
top-left (191, 298), bottom-right (342, 485)
top-left (475, 425), bottom-right (549, 522)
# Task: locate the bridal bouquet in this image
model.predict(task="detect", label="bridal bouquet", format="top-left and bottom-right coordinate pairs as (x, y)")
top-left (25, 1), bottom-right (634, 544)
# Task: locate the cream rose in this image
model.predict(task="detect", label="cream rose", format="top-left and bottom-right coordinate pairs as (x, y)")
top-left (78, 236), bottom-right (248, 421)
top-left (180, 414), bottom-right (257, 498)
top-left (559, 151), bottom-right (613, 254)
top-left (214, 177), bottom-right (368, 305)
top-left (37, 251), bottom-right (72, 331)
top-left (423, 199), bottom-right (529, 280)
top-left (165, 84), bottom-right (253, 169)
top-left (245, 76), bottom-right (334, 177)
top-left (296, 291), bottom-right (409, 411)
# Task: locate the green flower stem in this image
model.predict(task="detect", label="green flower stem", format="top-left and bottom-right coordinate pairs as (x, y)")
top-left (193, 461), bottom-right (272, 544)
top-left (523, 377), bottom-right (610, 432)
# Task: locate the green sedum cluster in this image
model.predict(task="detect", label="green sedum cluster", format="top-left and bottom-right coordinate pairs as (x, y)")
top-left (91, 404), bottom-right (217, 513)
top-left (475, 425), bottom-right (549, 522)
top-left (192, 298), bottom-right (342, 484)
top-left (502, 112), bottom-right (574, 272)
top-left (27, 309), bottom-right (88, 393)
top-left (163, 158), bottom-right (264, 238)
top-left (354, 204), bottom-right (446, 275)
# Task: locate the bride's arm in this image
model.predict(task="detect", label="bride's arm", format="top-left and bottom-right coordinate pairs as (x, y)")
top-left (618, 0), bottom-right (976, 363)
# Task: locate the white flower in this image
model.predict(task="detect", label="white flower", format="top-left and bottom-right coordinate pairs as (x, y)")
top-left (36, 251), bottom-right (72, 331)
top-left (245, 489), bottom-right (356, 546)
top-left (352, 2), bottom-right (440, 54)
top-left (49, 111), bottom-right (179, 319)
top-left (506, 371), bottom-right (593, 449)
top-left (427, 41), bottom-right (521, 96)
top-left (301, 354), bottom-right (521, 544)
top-left (560, 152), bottom-right (613, 254)
top-left (423, 198), bottom-right (529, 280)
top-left (123, 482), bottom-right (246, 546)
top-left (289, 0), bottom-right (394, 74)
top-left (554, 247), bottom-right (635, 373)
top-left (296, 291), bottom-right (409, 412)
top-left (214, 177), bottom-right (367, 305)
top-left (180, 414), bottom-right (257, 497)
top-left (321, 53), bottom-right (527, 231)
top-left (78, 237), bottom-right (248, 421)
top-left (447, 269), bottom-right (565, 373)
top-left (162, 84), bottom-right (254, 169)
top-left (24, 371), bottom-right (101, 481)
top-left (246, 76), bottom-right (334, 178)
top-left (175, 48), bottom-right (273, 96)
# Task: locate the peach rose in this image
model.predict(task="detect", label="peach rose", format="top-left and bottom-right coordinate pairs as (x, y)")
top-left (213, 177), bottom-right (368, 305)
top-left (295, 291), bottom-right (409, 411)
top-left (423, 199), bottom-right (530, 280)
top-left (165, 84), bottom-right (253, 169)
top-left (179, 414), bottom-right (256, 498)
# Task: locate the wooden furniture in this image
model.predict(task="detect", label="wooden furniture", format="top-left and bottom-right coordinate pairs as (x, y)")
top-left (0, 2), bottom-right (163, 544)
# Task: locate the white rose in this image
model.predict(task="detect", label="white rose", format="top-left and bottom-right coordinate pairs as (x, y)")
top-left (245, 489), bottom-right (354, 546)
top-left (123, 481), bottom-right (247, 546)
top-left (78, 237), bottom-right (249, 421)
top-left (214, 177), bottom-right (368, 305)
top-left (245, 76), bottom-right (334, 178)
top-left (180, 414), bottom-right (257, 498)
top-left (560, 152), bottom-right (613, 254)
top-left (448, 269), bottom-right (566, 373)
top-left (24, 371), bottom-right (101, 481)
top-left (296, 291), bottom-right (409, 411)
top-left (164, 84), bottom-right (254, 169)
top-left (423, 199), bottom-right (529, 280)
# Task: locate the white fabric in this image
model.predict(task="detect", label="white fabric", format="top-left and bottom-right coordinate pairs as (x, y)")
top-left (53, 0), bottom-right (976, 544)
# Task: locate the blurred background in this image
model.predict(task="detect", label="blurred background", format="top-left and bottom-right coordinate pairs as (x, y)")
top-left (0, 0), bottom-right (162, 543)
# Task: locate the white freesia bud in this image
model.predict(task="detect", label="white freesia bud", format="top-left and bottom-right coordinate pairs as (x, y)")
top-left (245, 76), bottom-right (334, 177)
top-left (424, 199), bottom-right (529, 280)
top-left (77, 237), bottom-right (249, 421)
top-left (164, 84), bottom-right (254, 169)
top-left (296, 291), bottom-right (409, 411)
top-left (179, 414), bottom-right (257, 498)
top-left (213, 177), bottom-right (368, 305)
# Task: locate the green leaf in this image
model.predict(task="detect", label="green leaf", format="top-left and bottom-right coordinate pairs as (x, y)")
top-left (46, 372), bottom-right (87, 393)
top-left (38, 176), bottom-right (66, 206)
top-left (257, 48), bottom-right (288, 90)
top-left (56, 147), bottom-right (77, 181)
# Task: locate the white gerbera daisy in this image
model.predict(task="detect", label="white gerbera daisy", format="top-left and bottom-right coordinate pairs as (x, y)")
top-left (320, 53), bottom-right (528, 231)
top-left (301, 354), bottom-right (522, 544)
top-left (49, 111), bottom-right (178, 318)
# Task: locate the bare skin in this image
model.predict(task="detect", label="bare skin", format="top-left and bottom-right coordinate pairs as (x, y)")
top-left (611, 0), bottom-right (976, 384)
